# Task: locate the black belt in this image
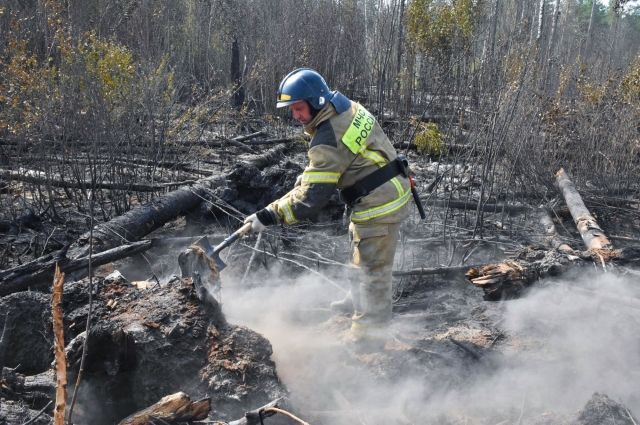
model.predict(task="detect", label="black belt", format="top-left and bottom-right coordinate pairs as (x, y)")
top-left (340, 156), bottom-right (409, 206)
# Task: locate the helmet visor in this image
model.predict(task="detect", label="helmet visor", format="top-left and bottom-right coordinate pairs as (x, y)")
top-left (276, 92), bottom-right (299, 108)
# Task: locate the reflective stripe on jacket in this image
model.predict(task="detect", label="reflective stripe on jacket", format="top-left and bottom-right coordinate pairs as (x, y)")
top-left (268, 100), bottom-right (409, 225)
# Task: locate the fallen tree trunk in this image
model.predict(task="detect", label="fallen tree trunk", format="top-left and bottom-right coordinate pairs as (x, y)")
top-left (467, 242), bottom-right (640, 301)
top-left (232, 131), bottom-right (267, 142)
top-left (555, 168), bottom-right (613, 251)
top-left (0, 240), bottom-right (152, 296)
top-left (538, 207), bottom-right (575, 254)
top-left (68, 144), bottom-right (290, 259)
top-left (1, 368), bottom-right (56, 396)
top-left (66, 175), bottom-right (225, 259)
top-left (466, 168), bottom-right (639, 300)
top-left (428, 198), bottom-right (530, 215)
top-left (0, 169), bottom-right (197, 192)
top-left (240, 144), bottom-right (289, 169)
top-left (203, 138), bottom-right (257, 153)
top-left (2, 145), bottom-right (296, 294)
top-left (244, 137), bottom-right (295, 146)
top-left (393, 264), bottom-right (482, 277)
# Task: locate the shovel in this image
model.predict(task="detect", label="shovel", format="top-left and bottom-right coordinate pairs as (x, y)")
top-left (192, 222), bottom-right (253, 272)
top-left (178, 222), bottom-right (253, 303)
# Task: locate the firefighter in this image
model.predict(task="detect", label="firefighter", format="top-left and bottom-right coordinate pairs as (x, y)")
top-left (244, 68), bottom-right (411, 340)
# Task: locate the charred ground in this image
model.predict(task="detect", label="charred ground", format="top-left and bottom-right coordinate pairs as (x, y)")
top-left (2, 114), bottom-right (640, 424)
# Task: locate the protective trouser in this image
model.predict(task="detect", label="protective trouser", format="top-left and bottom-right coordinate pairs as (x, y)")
top-left (348, 221), bottom-right (401, 326)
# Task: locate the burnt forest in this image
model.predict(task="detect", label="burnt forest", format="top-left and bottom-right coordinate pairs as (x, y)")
top-left (1, 1), bottom-right (640, 424)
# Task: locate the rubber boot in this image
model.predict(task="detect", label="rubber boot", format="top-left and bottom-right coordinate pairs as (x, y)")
top-left (345, 320), bottom-right (388, 352)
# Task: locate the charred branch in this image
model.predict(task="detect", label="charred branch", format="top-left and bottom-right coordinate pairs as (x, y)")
top-left (51, 265), bottom-right (66, 425)
top-left (0, 400), bottom-right (52, 425)
top-left (428, 198), bottom-right (530, 215)
top-left (393, 264), bottom-right (481, 277)
top-left (244, 137), bottom-right (296, 146)
top-left (232, 131), bottom-right (267, 142)
top-left (0, 240), bottom-right (152, 296)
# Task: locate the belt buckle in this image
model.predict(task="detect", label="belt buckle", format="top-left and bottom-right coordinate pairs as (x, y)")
top-left (397, 155), bottom-right (409, 178)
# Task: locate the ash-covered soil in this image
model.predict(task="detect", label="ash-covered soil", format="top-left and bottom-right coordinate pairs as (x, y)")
top-left (2, 144), bottom-right (640, 424)
top-left (214, 222), bottom-right (640, 425)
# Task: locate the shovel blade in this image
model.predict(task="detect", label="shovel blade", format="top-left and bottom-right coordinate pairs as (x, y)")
top-left (193, 236), bottom-right (227, 272)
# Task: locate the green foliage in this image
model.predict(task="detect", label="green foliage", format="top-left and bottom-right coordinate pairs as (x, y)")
top-left (0, 24), bottom-right (59, 135)
top-left (414, 121), bottom-right (444, 155)
top-left (407, 0), bottom-right (480, 57)
top-left (576, 60), bottom-right (608, 105)
top-left (621, 56), bottom-right (640, 107)
top-left (79, 33), bottom-right (137, 111)
top-left (576, 0), bottom-right (608, 28)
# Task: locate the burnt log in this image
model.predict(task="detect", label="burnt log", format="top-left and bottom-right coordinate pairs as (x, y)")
top-left (203, 138), bottom-right (257, 153)
top-left (393, 264), bottom-right (482, 277)
top-left (232, 131), bottom-right (267, 142)
top-left (244, 137), bottom-right (295, 146)
top-left (1, 368), bottom-right (56, 396)
top-left (67, 175), bottom-right (226, 259)
top-left (58, 274), bottom-right (286, 423)
top-left (466, 244), bottom-right (640, 300)
top-left (2, 146), bottom-right (300, 294)
top-left (574, 392), bottom-right (639, 425)
top-left (0, 169), bottom-right (197, 192)
top-left (68, 145), bottom-right (291, 259)
top-left (466, 169), bottom-right (640, 300)
top-left (538, 207), bottom-right (575, 254)
top-left (0, 240), bottom-right (152, 296)
top-left (465, 246), bottom-right (578, 300)
top-left (118, 392), bottom-right (210, 425)
top-left (240, 144), bottom-right (289, 169)
top-left (0, 400), bottom-right (52, 425)
top-left (1, 367), bottom-right (55, 416)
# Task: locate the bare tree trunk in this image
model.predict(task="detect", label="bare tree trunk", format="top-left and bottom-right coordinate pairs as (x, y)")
top-left (545, 0), bottom-right (561, 93)
top-left (536, 0), bottom-right (545, 44)
top-left (584, 0), bottom-right (598, 55)
top-left (555, 168), bottom-right (613, 251)
top-left (394, 0), bottom-right (406, 113)
top-left (0, 240), bottom-right (153, 296)
top-left (231, 37), bottom-right (244, 109)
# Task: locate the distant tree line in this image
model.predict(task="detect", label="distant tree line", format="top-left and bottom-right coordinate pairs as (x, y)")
top-left (0, 0), bottom-right (639, 225)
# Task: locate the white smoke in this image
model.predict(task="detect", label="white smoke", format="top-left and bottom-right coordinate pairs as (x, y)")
top-left (221, 262), bottom-right (640, 424)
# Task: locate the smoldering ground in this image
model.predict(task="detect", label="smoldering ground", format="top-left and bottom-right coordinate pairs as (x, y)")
top-left (221, 263), bottom-right (640, 425)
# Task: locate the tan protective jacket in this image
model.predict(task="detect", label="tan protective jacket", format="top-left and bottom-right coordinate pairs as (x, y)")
top-left (267, 100), bottom-right (410, 225)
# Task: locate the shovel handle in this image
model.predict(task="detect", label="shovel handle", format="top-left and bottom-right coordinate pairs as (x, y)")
top-left (237, 221), bottom-right (253, 236)
top-left (213, 222), bottom-right (253, 254)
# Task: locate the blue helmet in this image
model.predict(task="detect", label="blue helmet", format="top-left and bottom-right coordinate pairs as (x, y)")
top-left (276, 68), bottom-right (331, 110)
